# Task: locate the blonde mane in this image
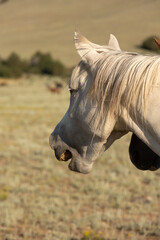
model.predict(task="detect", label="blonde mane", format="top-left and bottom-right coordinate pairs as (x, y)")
top-left (89, 50), bottom-right (160, 122)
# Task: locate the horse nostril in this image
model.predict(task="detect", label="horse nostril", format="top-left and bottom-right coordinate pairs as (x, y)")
top-left (49, 132), bottom-right (72, 161)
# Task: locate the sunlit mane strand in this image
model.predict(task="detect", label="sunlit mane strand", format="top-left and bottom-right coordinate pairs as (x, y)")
top-left (89, 50), bottom-right (160, 121)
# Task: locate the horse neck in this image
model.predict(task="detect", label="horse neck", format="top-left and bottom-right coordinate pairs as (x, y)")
top-left (124, 86), bottom-right (160, 156)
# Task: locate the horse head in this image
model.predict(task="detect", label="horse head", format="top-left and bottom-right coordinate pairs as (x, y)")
top-left (49, 32), bottom-right (160, 173)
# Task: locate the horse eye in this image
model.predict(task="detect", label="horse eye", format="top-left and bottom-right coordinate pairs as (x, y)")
top-left (69, 89), bottom-right (74, 94)
top-left (68, 88), bottom-right (77, 95)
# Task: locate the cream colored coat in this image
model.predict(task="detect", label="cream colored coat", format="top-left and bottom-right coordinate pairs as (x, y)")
top-left (49, 32), bottom-right (160, 173)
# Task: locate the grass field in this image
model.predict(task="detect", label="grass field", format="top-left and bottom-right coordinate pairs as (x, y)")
top-left (0, 77), bottom-right (160, 240)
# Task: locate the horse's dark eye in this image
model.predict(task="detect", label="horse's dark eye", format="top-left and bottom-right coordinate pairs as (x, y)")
top-left (69, 88), bottom-right (77, 96)
top-left (69, 89), bottom-right (74, 95)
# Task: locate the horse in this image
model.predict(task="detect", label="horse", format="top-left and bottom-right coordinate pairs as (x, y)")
top-left (154, 38), bottom-right (160, 49)
top-left (49, 32), bottom-right (160, 174)
top-left (46, 83), bottom-right (61, 94)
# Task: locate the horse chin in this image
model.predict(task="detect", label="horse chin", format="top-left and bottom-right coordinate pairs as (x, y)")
top-left (68, 158), bottom-right (93, 174)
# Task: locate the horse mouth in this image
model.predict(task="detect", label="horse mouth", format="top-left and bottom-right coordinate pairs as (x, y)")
top-left (55, 148), bottom-right (93, 174)
top-left (59, 150), bottom-right (72, 161)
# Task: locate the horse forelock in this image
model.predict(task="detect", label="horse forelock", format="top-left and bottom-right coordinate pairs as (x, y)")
top-left (88, 50), bottom-right (160, 123)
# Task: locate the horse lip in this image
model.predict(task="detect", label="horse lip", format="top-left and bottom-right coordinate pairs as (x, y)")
top-left (68, 158), bottom-right (79, 172)
top-left (68, 158), bottom-right (93, 174)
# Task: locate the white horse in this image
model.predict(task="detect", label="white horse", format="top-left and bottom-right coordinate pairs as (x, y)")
top-left (49, 32), bottom-right (160, 173)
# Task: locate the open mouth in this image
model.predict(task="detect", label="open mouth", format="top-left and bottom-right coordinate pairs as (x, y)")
top-left (57, 150), bottom-right (78, 172)
top-left (55, 149), bottom-right (93, 174)
top-left (58, 150), bottom-right (72, 161)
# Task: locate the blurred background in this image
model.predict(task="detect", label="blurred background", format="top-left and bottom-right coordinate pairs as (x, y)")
top-left (0, 0), bottom-right (160, 239)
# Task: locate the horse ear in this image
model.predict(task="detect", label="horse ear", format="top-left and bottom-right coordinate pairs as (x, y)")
top-left (108, 34), bottom-right (121, 51)
top-left (154, 38), bottom-right (160, 49)
top-left (74, 32), bottom-right (99, 64)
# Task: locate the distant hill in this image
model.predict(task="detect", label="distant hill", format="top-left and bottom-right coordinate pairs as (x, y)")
top-left (0, 0), bottom-right (159, 66)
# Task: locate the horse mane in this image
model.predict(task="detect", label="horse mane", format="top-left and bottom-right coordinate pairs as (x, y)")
top-left (89, 50), bottom-right (160, 122)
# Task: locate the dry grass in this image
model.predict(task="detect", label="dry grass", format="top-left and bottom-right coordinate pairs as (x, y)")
top-left (0, 0), bottom-right (160, 66)
top-left (0, 77), bottom-right (160, 240)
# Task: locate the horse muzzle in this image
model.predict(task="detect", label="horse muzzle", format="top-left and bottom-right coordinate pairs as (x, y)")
top-left (49, 133), bottom-right (93, 174)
